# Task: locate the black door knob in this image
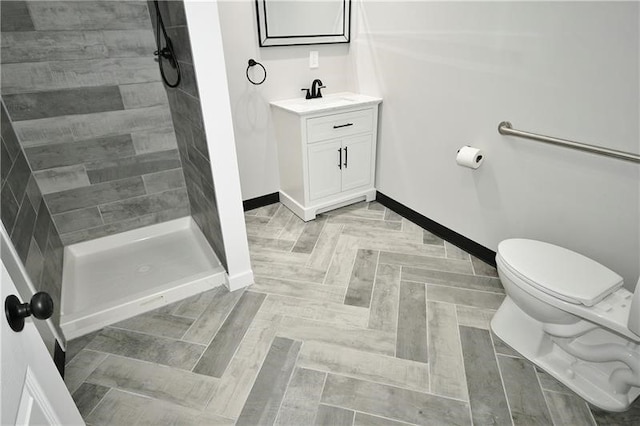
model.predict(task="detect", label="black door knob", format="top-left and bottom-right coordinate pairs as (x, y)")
top-left (5, 292), bottom-right (54, 332)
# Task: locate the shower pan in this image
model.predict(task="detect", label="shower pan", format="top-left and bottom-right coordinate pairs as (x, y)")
top-left (60, 217), bottom-right (226, 340)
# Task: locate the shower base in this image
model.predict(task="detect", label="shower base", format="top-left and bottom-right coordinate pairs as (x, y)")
top-left (60, 217), bottom-right (226, 341)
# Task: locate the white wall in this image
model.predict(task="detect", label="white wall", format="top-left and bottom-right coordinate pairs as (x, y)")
top-left (352, 1), bottom-right (639, 288)
top-left (219, 1), bottom-right (640, 289)
top-left (217, 0), bottom-right (354, 200)
top-left (184, 0), bottom-right (253, 290)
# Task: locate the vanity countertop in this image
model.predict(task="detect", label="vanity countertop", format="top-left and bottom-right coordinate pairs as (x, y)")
top-left (270, 92), bottom-right (382, 116)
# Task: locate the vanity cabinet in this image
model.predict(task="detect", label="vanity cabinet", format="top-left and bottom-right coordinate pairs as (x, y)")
top-left (271, 93), bottom-right (382, 221)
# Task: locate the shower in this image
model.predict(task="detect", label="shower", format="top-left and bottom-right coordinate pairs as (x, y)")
top-left (153, 0), bottom-right (181, 88)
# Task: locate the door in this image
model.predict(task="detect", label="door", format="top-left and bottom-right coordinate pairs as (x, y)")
top-left (341, 134), bottom-right (373, 192)
top-left (1, 262), bottom-right (84, 425)
top-left (308, 139), bottom-right (343, 200)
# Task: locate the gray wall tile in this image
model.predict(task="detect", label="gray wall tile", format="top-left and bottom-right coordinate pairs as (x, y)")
top-left (1, 31), bottom-right (108, 64)
top-left (0, 1), bottom-right (34, 32)
top-left (3, 86), bottom-right (124, 121)
top-left (45, 176), bottom-right (146, 214)
top-left (131, 128), bottom-right (178, 154)
top-left (2, 58), bottom-right (160, 95)
top-left (1, 178), bottom-right (20, 234)
top-left (25, 135), bottom-right (136, 171)
top-left (6, 150), bottom-right (31, 200)
top-left (103, 29), bottom-right (156, 57)
top-left (53, 207), bottom-right (103, 234)
top-left (10, 198), bottom-right (37, 262)
top-left (1, 139), bottom-right (12, 187)
top-left (33, 165), bottom-right (91, 195)
top-left (27, 1), bottom-right (152, 31)
top-left (99, 187), bottom-right (188, 224)
top-left (143, 168), bottom-right (186, 194)
top-left (119, 82), bottom-right (168, 109)
top-left (86, 149), bottom-right (181, 184)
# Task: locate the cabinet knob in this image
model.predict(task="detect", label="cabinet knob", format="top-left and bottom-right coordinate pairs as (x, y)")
top-left (4, 292), bottom-right (54, 332)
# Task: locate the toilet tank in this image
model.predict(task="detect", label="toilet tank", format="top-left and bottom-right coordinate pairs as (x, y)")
top-left (628, 277), bottom-right (640, 337)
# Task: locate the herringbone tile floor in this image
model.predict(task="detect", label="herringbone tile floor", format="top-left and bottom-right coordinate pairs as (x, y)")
top-left (66, 201), bottom-right (639, 425)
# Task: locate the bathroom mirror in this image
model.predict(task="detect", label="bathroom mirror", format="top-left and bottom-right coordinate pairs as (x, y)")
top-left (256, 0), bottom-right (351, 47)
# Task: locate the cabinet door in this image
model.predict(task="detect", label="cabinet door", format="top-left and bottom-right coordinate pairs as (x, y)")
top-left (308, 139), bottom-right (343, 200)
top-left (341, 134), bottom-right (373, 192)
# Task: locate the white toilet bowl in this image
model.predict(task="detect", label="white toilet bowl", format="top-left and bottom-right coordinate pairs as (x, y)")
top-left (491, 239), bottom-right (640, 412)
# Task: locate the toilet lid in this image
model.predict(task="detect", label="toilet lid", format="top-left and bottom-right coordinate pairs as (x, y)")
top-left (497, 239), bottom-right (624, 306)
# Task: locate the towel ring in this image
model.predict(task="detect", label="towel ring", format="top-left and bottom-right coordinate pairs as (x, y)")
top-left (246, 59), bottom-right (266, 85)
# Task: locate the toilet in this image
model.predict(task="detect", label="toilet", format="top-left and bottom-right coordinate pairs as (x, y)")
top-left (491, 239), bottom-right (640, 412)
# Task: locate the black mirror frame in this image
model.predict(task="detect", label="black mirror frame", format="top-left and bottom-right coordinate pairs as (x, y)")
top-left (255, 0), bottom-right (351, 47)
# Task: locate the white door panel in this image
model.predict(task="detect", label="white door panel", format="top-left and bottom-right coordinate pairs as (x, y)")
top-left (308, 140), bottom-right (343, 200)
top-left (341, 134), bottom-right (373, 192)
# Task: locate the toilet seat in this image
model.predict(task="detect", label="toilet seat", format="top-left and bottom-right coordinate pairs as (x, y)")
top-left (497, 239), bottom-right (623, 306)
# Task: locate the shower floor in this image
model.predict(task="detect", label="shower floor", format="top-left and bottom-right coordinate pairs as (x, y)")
top-left (60, 217), bottom-right (226, 341)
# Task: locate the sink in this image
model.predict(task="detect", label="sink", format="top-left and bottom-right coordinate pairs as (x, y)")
top-left (270, 92), bottom-right (382, 115)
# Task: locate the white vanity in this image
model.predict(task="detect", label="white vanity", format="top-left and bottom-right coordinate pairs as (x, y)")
top-left (271, 92), bottom-right (382, 221)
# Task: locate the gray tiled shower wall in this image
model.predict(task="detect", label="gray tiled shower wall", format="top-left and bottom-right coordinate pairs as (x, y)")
top-left (1, 0), bottom-right (189, 245)
top-left (1, 100), bottom-right (64, 331)
top-left (1, 1), bottom-right (227, 271)
top-left (149, 0), bottom-right (228, 270)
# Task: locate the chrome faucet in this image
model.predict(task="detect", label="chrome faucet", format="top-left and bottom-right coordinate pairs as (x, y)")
top-left (310, 79), bottom-right (325, 99)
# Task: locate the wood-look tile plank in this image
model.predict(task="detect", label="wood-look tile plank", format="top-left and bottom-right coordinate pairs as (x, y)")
top-left (86, 389), bottom-right (235, 426)
top-left (344, 249), bottom-right (379, 308)
top-left (380, 251), bottom-right (472, 274)
top-left (86, 328), bottom-right (204, 370)
top-left (252, 275), bottom-right (346, 304)
top-left (321, 374), bottom-right (471, 426)
top-left (205, 314), bottom-right (283, 419)
top-left (71, 383), bottom-right (110, 419)
top-left (544, 391), bottom-right (596, 426)
top-left (396, 281), bottom-right (428, 363)
top-left (403, 267), bottom-right (504, 293)
top-left (423, 229), bottom-right (444, 246)
top-left (275, 367), bottom-right (326, 426)
top-left (261, 294), bottom-right (369, 328)
top-left (456, 305), bottom-right (496, 330)
top-left (279, 213), bottom-right (306, 241)
top-left (267, 204), bottom-right (294, 228)
top-left (181, 287), bottom-right (244, 344)
top-left (252, 260), bottom-right (326, 284)
top-left (328, 215), bottom-right (402, 231)
top-left (86, 355), bottom-right (218, 410)
top-left (427, 284), bottom-right (505, 310)
top-left (292, 216), bottom-right (327, 253)
top-left (369, 263), bottom-right (401, 332)
top-left (170, 287), bottom-right (220, 319)
top-left (497, 355), bottom-right (553, 425)
top-left (247, 235), bottom-right (295, 252)
top-left (342, 225), bottom-right (422, 244)
top-left (356, 237), bottom-right (445, 258)
top-left (324, 235), bottom-right (359, 287)
top-left (471, 255), bottom-right (499, 277)
top-left (427, 301), bottom-right (468, 401)
top-left (459, 326), bottom-right (511, 425)
top-left (277, 316), bottom-right (396, 357)
top-left (193, 291), bottom-right (266, 378)
top-left (111, 307), bottom-right (194, 339)
top-left (590, 401), bottom-right (640, 425)
top-left (64, 349), bottom-right (108, 394)
top-left (297, 341), bottom-right (429, 393)
top-left (354, 412), bottom-right (416, 426)
top-left (445, 241), bottom-right (470, 260)
top-left (250, 246), bottom-right (309, 266)
top-left (236, 337), bottom-right (301, 426)
top-left (306, 223), bottom-right (343, 270)
top-left (314, 404), bottom-right (354, 426)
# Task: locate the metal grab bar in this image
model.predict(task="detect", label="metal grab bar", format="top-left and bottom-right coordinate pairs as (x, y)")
top-left (498, 121), bottom-right (640, 164)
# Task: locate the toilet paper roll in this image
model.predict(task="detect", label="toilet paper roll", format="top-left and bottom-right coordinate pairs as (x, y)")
top-left (456, 146), bottom-right (484, 169)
